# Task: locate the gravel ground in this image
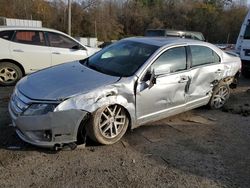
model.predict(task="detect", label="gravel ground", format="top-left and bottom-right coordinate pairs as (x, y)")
top-left (0, 78), bottom-right (249, 188)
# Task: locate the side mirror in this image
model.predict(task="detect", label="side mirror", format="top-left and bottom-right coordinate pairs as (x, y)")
top-left (137, 70), bottom-right (155, 92)
top-left (149, 70), bottom-right (156, 88)
top-left (154, 64), bottom-right (171, 76)
top-left (71, 45), bottom-right (82, 50)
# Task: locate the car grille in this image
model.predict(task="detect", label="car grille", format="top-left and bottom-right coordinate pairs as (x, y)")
top-left (10, 89), bottom-right (30, 117)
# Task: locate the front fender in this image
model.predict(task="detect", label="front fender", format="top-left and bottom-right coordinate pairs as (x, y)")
top-left (55, 87), bottom-right (136, 128)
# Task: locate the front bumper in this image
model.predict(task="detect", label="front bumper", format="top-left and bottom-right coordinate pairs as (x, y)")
top-left (9, 98), bottom-right (88, 148)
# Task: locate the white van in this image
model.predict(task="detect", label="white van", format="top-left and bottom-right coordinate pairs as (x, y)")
top-left (0, 27), bottom-right (100, 86)
top-left (236, 10), bottom-right (250, 77)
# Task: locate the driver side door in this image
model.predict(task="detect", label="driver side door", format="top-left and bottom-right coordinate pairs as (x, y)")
top-left (136, 46), bottom-right (190, 125)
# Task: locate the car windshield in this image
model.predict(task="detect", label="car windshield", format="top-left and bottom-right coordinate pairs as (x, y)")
top-left (83, 40), bottom-right (159, 77)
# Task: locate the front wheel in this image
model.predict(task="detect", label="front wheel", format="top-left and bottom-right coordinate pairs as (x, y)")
top-left (209, 83), bottom-right (230, 109)
top-left (87, 104), bottom-right (129, 145)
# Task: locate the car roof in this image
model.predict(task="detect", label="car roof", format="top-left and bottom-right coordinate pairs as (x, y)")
top-left (0, 26), bottom-right (65, 34)
top-left (123, 37), bottom-right (212, 48)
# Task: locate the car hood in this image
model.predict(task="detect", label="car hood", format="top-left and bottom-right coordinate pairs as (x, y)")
top-left (17, 61), bottom-right (120, 101)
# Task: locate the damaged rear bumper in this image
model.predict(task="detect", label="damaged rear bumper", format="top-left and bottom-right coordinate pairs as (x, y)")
top-left (9, 107), bottom-right (88, 148)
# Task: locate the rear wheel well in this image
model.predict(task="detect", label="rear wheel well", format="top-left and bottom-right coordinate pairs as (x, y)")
top-left (0, 59), bottom-right (25, 76)
top-left (229, 71), bottom-right (240, 89)
top-left (212, 75), bottom-right (237, 90)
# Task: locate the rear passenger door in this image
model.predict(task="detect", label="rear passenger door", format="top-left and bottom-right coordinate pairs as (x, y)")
top-left (187, 45), bottom-right (224, 105)
top-left (46, 32), bottom-right (88, 66)
top-left (0, 30), bottom-right (14, 59)
top-left (10, 30), bottom-right (51, 73)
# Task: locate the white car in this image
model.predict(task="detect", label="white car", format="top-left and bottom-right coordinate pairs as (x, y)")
top-left (0, 26), bottom-right (100, 86)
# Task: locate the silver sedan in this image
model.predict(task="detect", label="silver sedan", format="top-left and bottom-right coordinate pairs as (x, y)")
top-left (9, 37), bottom-right (241, 148)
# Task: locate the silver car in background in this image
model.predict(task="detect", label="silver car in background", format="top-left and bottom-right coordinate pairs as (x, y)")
top-left (9, 37), bottom-right (241, 148)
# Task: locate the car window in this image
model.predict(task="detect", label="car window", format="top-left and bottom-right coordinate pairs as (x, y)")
top-left (13, 31), bottom-right (45, 46)
top-left (152, 46), bottom-right (187, 74)
top-left (47, 32), bottom-right (79, 49)
top-left (190, 46), bottom-right (220, 67)
top-left (0, 30), bottom-right (14, 41)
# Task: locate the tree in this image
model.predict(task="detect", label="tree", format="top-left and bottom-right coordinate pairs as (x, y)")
top-left (0, 0), bottom-right (247, 43)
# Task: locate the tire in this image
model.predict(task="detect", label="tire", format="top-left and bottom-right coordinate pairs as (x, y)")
top-left (87, 104), bottom-right (129, 145)
top-left (209, 83), bottom-right (230, 109)
top-left (0, 62), bottom-right (23, 86)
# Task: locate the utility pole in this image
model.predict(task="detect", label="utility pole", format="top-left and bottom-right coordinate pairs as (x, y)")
top-left (68, 0), bottom-right (71, 36)
top-left (94, 20), bottom-right (97, 38)
top-left (227, 33), bottom-right (230, 44)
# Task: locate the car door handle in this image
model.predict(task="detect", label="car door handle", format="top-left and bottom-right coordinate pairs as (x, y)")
top-left (178, 76), bottom-right (189, 83)
top-left (52, 52), bottom-right (61, 55)
top-left (215, 69), bottom-right (222, 74)
top-left (13, 49), bottom-right (24, 53)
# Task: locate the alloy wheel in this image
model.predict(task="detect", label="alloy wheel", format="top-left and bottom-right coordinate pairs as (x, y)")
top-left (0, 67), bottom-right (18, 83)
top-left (98, 105), bottom-right (127, 139)
top-left (211, 85), bottom-right (230, 109)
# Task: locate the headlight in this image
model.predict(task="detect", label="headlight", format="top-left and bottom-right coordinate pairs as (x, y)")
top-left (23, 104), bottom-right (57, 116)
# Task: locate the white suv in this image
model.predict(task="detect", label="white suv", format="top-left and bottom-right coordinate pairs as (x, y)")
top-left (0, 26), bottom-right (100, 86)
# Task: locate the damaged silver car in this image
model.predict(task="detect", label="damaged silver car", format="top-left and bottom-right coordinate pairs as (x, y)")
top-left (9, 37), bottom-right (241, 148)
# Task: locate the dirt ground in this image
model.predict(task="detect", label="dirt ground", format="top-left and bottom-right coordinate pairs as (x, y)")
top-left (0, 78), bottom-right (250, 188)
